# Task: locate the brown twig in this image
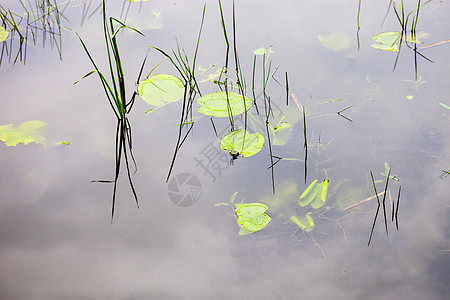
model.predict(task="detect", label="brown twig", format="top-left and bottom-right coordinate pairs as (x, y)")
top-left (418, 39), bottom-right (450, 50)
top-left (344, 191), bottom-right (385, 211)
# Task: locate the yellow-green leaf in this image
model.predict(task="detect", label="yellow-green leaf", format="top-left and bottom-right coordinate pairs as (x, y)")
top-left (221, 129), bottom-right (264, 157)
top-left (318, 31), bottom-right (351, 51)
top-left (298, 180), bottom-right (318, 206)
top-left (235, 203), bottom-right (271, 235)
top-left (0, 26), bottom-right (8, 42)
top-left (371, 31), bottom-right (400, 52)
top-left (270, 122), bottom-right (293, 146)
top-left (299, 179), bottom-right (329, 208)
top-left (138, 74), bottom-right (184, 106)
top-left (290, 214), bottom-right (315, 232)
top-left (197, 92), bottom-right (253, 117)
top-left (0, 120), bottom-right (46, 146)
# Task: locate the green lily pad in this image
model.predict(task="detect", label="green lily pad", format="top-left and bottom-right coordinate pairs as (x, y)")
top-left (220, 129), bottom-right (264, 157)
top-left (290, 214), bottom-right (315, 232)
top-left (138, 74), bottom-right (184, 106)
top-left (372, 31), bottom-right (425, 51)
top-left (197, 92), bottom-right (253, 117)
top-left (318, 31), bottom-right (351, 51)
top-left (235, 202), bottom-right (268, 216)
top-left (371, 32), bottom-right (401, 52)
top-left (235, 203), bottom-right (271, 235)
top-left (0, 26), bottom-right (8, 42)
top-left (0, 120), bottom-right (46, 146)
top-left (298, 179), bottom-right (329, 209)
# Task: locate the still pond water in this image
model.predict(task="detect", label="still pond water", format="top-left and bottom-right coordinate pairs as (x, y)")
top-left (0, 0), bottom-right (449, 299)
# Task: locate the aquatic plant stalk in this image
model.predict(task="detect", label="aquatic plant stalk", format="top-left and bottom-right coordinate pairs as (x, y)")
top-left (75, 0), bottom-right (145, 221)
top-left (302, 106), bottom-right (307, 184)
top-left (152, 4), bottom-right (206, 182)
top-left (395, 185), bottom-right (401, 230)
top-left (381, 168), bottom-right (391, 236)
top-left (368, 171), bottom-right (381, 246)
top-left (285, 72), bottom-right (289, 106)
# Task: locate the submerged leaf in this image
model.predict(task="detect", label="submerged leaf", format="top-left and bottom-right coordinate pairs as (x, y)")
top-left (197, 92), bottom-right (253, 117)
top-left (235, 203), bottom-right (271, 235)
top-left (220, 129), bottom-right (264, 157)
top-left (270, 122), bottom-right (293, 146)
top-left (0, 26), bottom-right (8, 42)
top-left (380, 162), bottom-right (399, 181)
top-left (290, 214), bottom-right (315, 232)
top-left (138, 74), bottom-right (184, 106)
top-left (318, 31), bottom-right (351, 51)
top-left (0, 120), bottom-right (46, 146)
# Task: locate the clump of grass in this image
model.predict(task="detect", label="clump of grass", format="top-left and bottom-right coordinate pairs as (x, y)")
top-left (368, 168), bottom-right (401, 246)
top-left (391, 0), bottom-right (433, 79)
top-left (0, 7), bottom-right (27, 65)
top-left (75, 0), bottom-right (145, 221)
top-left (151, 4), bottom-right (206, 182)
top-left (0, 0), bottom-right (69, 65)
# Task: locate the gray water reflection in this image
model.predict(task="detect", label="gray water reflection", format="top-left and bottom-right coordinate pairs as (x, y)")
top-left (0, 0), bottom-right (449, 299)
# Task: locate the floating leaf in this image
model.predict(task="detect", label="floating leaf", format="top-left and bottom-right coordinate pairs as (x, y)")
top-left (439, 102), bottom-right (450, 110)
top-left (315, 178), bottom-right (329, 208)
top-left (220, 129), bottom-right (264, 157)
top-left (298, 179), bottom-right (329, 209)
top-left (0, 26), bottom-right (8, 42)
top-left (235, 203), bottom-right (268, 216)
top-left (197, 92), bottom-right (253, 117)
top-left (298, 180), bottom-right (318, 206)
top-left (235, 203), bottom-right (271, 235)
top-left (253, 46), bottom-right (274, 56)
top-left (0, 120), bottom-right (46, 146)
top-left (253, 47), bottom-right (267, 55)
top-left (138, 74), bottom-right (184, 106)
top-left (318, 31), bottom-right (351, 51)
top-left (371, 32), bottom-right (401, 52)
top-left (290, 214), bottom-right (315, 232)
top-left (270, 121), bottom-right (293, 146)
